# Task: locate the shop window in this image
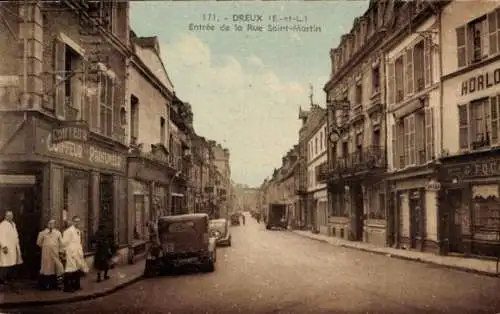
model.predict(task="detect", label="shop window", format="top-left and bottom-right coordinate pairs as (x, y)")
top-left (63, 169), bottom-right (89, 251)
top-left (133, 195), bottom-right (145, 240)
top-left (472, 185), bottom-right (500, 232)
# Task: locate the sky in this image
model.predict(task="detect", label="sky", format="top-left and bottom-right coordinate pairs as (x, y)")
top-left (130, 1), bottom-right (369, 188)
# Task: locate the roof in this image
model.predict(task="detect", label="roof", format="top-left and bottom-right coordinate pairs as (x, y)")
top-left (158, 213), bottom-right (208, 222)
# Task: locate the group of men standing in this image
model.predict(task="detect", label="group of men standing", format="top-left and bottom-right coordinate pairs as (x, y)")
top-left (0, 212), bottom-right (92, 293)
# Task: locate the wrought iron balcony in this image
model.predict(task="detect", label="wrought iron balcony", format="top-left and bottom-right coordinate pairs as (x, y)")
top-left (330, 145), bottom-right (386, 176)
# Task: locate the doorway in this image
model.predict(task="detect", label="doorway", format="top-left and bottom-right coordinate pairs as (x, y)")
top-left (0, 184), bottom-right (41, 280)
top-left (99, 175), bottom-right (114, 236)
top-left (352, 184), bottom-right (364, 241)
top-left (409, 191), bottom-right (423, 249)
top-left (446, 189), bottom-right (464, 253)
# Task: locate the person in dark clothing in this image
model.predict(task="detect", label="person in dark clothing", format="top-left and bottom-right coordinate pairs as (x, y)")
top-left (92, 225), bottom-right (116, 283)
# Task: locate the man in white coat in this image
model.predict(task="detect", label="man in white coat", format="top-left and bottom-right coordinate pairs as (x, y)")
top-left (0, 211), bottom-right (23, 287)
top-left (62, 216), bottom-right (88, 293)
top-left (37, 219), bottom-right (64, 290)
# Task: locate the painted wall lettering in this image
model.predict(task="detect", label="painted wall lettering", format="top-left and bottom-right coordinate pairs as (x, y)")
top-left (89, 146), bottom-right (124, 169)
top-left (47, 134), bottom-right (84, 159)
top-left (461, 68), bottom-right (500, 96)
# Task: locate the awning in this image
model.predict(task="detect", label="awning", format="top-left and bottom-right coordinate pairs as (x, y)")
top-left (171, 192), bottom-right (184, 197)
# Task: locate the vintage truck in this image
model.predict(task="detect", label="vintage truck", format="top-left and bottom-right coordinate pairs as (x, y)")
top-left (265, 203), bottom-right (288, 230)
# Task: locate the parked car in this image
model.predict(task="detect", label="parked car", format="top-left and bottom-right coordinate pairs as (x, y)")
top-left (143, 213), bottom-right (217, 277)
top-left (230, 213), bottom-right (240, 226)
top-left (209, 218), bottom-right (232, 247)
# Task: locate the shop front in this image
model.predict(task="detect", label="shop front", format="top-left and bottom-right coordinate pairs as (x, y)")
top-left (314, 189), bottom-right (328, 235)
top-left (127, 147), bottom-right (173, 243)
top-left (440, 153), bottom-right (500, 258)
top-left (0, 117), bottom-right (128, 277)
top-left (388, 168), bottom-right (441, 254)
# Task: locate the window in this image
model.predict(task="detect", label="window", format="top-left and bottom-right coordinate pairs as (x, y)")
top-left (403, 115), bottom-right (415, 166)
top-left (395, 56), bottom-right (405, 102)
top-left (373, 129), bottom-right (380, 146)
top-left (389, 39), bottom-right (433, 105)
top-left (130, 95), bottom-right (139, 144)
top-left (393, 108), bottom-right (434, 170)
top-left (355, 82), bottom-right (362, 105)
top-left (413, 41), bottom-right (425, 92)
top-left (98, 72), bottom-right (114, 137)
top-left (341, 141), bottom-right (348, 157)
top-left (160, 117), bottom-right (166, 145)
top-left (315, 137), bottom-right (318, 155)
top-left (372, 66), bottom-right (380, 94)
top-left (456, 8), bottom-right (500, 68)
top-left (320, 132), bottom-right (323, 151)
top-left (64, 46), bottom-right (82, 120)
top-left (459, 96), bottom-right (500, 150)
top-left (324, 127), bottom-right (327, 147)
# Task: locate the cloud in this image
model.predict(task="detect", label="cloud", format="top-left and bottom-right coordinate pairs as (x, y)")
top-left (161, 33), bottom-right (305, 186)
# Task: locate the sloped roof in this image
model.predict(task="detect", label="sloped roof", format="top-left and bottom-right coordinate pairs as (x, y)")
top-left (132, 35), bottom-right (174, 93)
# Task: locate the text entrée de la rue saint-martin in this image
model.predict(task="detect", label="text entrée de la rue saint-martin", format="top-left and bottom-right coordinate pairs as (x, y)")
top-left (187, 13), bottom-right (322, 33)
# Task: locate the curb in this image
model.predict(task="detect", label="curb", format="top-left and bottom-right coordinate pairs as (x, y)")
top-left (0, 274), bottom-right (144, 309)
top-left (292, 231), bottom-right (500, 279)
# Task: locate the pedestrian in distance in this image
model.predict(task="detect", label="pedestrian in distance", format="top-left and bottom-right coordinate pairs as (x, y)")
top-left (92, 224), bottom-right (116, 282)
top-left (0, 210), bottom-right (23, 292)
top-left (37, 218), bottom-right (64, 290)
top-left (62, 215), bottom-right (88, 293)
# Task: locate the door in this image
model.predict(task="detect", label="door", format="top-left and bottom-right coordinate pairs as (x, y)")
top-left (409, 194), bottom-right (422, 249)
top-left (447, 189), bottom-right (463, 253)
top-left (99, 175), bottom-right (114, 235)
top-left (0, 185), bottom-right (41, 280)
top-left (353, 184), bottom-right (364, 241)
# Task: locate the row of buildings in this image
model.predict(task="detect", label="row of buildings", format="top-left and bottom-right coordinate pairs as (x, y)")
top-left (0, 0), bottom-right (232, 279)
top-left (260, 0), bottom-right (500, 259)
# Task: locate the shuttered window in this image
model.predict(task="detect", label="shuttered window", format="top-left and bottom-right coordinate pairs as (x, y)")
top-left (98, 72), bottom-right (114, 137)
top-left (54, 39), bottom-right (66, 119)
top-left (424, 38), bottom-right (432, 87)
top-left (387, 61), bottom-right (395, 106)
top-left (80, 61), bottom-right (89, 123)
top-left (425, 107), bottom-right (434, 162)
top-left (456, 26), bottom-right (467, 68)
top-left (490, 95), bottom-right (499, 145)
top-left (458, 104), bottom-right (469, 149)
top-left (489, 10), bottom-right (498, 55)
top-left (406, 48), bottom-right (414, 95)
top-left (415, 111), bottom-right (425, 165)
top-left (392, 124), bottom-right (398, 169)
top-left (397, 122), bottom-right (405, 168)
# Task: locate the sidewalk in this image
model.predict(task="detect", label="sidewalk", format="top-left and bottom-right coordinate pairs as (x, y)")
top-left (292, 230), bottom-right (500, 278)
top-left (0, 260), bottom-right (145, 309)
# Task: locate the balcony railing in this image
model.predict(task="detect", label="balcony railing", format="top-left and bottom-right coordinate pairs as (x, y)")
top-left (330, 145), bottom-right (386, 175)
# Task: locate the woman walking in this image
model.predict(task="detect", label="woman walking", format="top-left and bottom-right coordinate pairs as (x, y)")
top-left (93, 225), bottom-right (116, 282)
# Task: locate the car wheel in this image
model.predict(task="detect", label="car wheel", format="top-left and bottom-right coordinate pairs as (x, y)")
top-left (203, 252), bottom-right (216, 272)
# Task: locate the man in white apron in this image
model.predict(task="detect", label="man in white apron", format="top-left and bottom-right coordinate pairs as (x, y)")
top-left (37, 219), bottom-right (64, 290)
top-left (0, 211), bottom-right (23, 288)
top-left (62, 216), bottom-right (88, 292)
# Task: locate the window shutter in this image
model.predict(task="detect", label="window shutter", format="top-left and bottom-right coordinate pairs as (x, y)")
top-left (488, 11), bottom-right (498, 56)
top-left (80, 60), bottom-right (88, 123)
top-left (392, 124), bottom-right (398, 170)
top-left (406, 48), bottom-right (414, 95)
top-left (425, 108), bottom-right (434, 162)
top-left (397, 122), bottom-right (405, 168)
top-left (409, 115), bottom-right (416, 166)
top-left (107, 76), bottom-right (115, 138)
top-left (458, 104), bottom-right (469, 149)
top-left (416, 112), bottom-right (425, 164)
top-left (54, 39), bottom-right (66, 119)
top-left (490, 96), bottom-right (499, 145)
top-left (387, 61), bottom-right (395, 107)
top-left (89, 71), bottom-right (100, 132)
top-left (424, 38), bottom-right (433, 87)
top-left (456, 26), bottom-right (467, 68)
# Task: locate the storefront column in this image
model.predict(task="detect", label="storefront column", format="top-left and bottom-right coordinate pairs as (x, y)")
top-left (112, 175), bottom-right (120, 243)
top-left (127, 178), bottom-right (135, 243)
top-left (44, 163), bottom-right (64, 228)
top-left (89, 171), bottom-right (100, 235)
